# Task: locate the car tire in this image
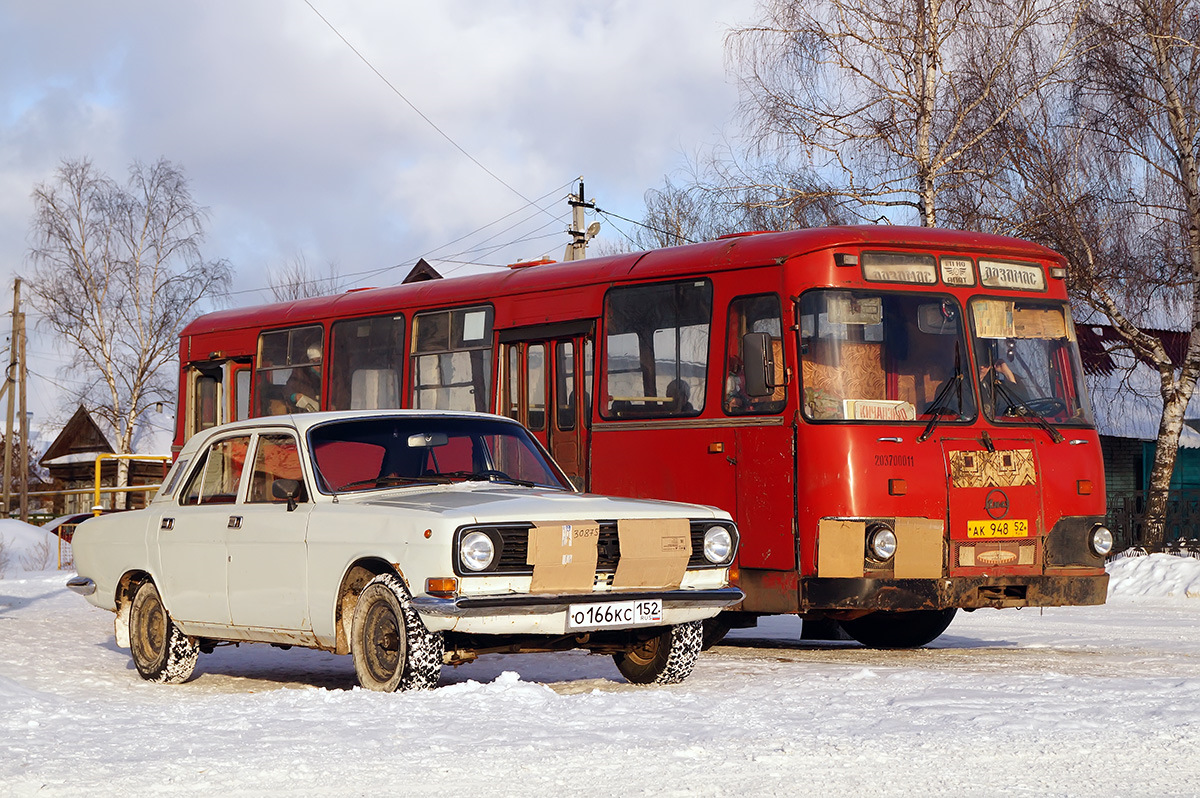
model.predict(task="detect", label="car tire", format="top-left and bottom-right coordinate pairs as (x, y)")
top-left (613, 620), bottom-right (702, 685)
top-left (838, 608), bottom-right (957, 649)
top-left (128, 580), bottom-right (199, 684)
top-left (351, 573), bottom-right (443, 691)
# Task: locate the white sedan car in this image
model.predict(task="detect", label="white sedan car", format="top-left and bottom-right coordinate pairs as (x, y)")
top-left (68, 411), bottom-right (742, 690)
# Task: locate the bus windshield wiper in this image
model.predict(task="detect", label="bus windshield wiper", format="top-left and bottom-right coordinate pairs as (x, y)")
top-left (992, 379), bottom-right (1064, 443)
top-left (917, 350), bottom-right (963, 443)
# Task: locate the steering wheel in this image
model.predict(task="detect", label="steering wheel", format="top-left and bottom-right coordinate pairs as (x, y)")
top-left (1023, 397), bottom-right (1067, 416)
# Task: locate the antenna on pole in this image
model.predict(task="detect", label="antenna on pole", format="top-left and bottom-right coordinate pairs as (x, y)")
top-left (563, 177), bottom-right (599, 262)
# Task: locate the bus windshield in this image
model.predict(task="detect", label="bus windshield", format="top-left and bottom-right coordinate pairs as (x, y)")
top-left (800, 290), bottom-right (972, 423)
top-left (970, 298), bottom-right (1093, 425)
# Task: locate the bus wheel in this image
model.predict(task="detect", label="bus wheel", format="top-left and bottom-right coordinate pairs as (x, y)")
top-left (613, 621), bottom-right (702, 685)
top-left (838, 608), bottom-right (957, 649)
top-left (701, 614), bottom-right (734, 650)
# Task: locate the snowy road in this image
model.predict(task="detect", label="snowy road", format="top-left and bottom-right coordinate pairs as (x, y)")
top-left (2, 569), bottom-right (1199, 797)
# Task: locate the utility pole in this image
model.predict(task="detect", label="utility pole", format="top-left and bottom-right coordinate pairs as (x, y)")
top-left (17, 298), bottom-right (27, 521)
top-left (2, 279), bottom-right (18, 518)
top-left (563, 178), bottom-right (599, 262)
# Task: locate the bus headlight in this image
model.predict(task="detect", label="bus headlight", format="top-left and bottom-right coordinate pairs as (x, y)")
top-left (703, 526), bottom-right (734, 564)
top-left (1089, 525), bottom-right (1114, 557)
top-left (459, 530), bottom-right (496, 572)
top-left (867, 524), bottom-right (898, 562)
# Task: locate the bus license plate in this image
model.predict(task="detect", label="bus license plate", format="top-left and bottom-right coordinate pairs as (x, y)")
top-left (967, 519), bottom-right (1030, 538)
top-left (567, 599), bottom-right (663, 630)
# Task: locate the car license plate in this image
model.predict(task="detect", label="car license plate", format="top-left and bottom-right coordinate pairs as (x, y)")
top-left (566, 599), bottom-right (663, 630)
top-left (967, 518), bottom-right (1030, 538)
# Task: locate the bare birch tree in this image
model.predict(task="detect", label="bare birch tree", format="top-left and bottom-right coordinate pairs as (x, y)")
top-left (25, 158), bottom-right (231, 462)
top-left (993, 0), bottom-right (1200, 550)
top-left (727, 0), bottom-right (1085, 226)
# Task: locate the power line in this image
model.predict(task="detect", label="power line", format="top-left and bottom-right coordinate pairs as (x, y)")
top-left (303, 1), bottom-right (558, 225)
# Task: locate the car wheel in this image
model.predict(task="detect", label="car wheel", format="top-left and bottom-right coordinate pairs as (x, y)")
top-left (838, 608), bottom-right (957, 649)
top-left (613, 620), bottom-right (702, 685)
top-left (128, 580), bottom-right (199, 684)
top-left (351, 573), bottom-right (443, 691)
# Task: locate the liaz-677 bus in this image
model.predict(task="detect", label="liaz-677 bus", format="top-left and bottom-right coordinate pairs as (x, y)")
top-left (175, 226), bottom-right (1111, 648)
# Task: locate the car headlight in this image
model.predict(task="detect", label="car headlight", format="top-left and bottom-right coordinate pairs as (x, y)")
top-left (703, 525), bottom-right (734, 564)
top-left (1089, 525), bottom-right (1114, 557)
top-left (867, 524), bottom-right (897, 562)
top-left (459, 530), bottom-right (496, 572)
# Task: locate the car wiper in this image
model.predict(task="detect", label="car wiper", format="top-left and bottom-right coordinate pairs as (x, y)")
top-left (335, 475), bottom-right (443, 492)
top-left (441, 470), bottom-right (538, 487)
top-left (992, 379), bottom-right (1064, 443)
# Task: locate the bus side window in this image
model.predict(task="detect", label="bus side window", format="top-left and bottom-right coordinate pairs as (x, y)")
top-left (255, 326), bottom-right (324, 416)
top-left (410, 306), bottom-right (494, 413)
top-left (329, 315), bottom-right (405, 411)
top-left (724, 294), bottom-right (786, 415)
top-left (601, 280), bottom-right (712, 419)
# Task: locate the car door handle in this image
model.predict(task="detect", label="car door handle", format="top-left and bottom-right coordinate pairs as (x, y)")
top-left (228, 516), bottom-right (242, 529)
top-left (160, 517), bottom-right (174, 530)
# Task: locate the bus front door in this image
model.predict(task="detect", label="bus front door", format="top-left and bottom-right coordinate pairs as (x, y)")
top-left (499, 334), bottom-right (593, 490)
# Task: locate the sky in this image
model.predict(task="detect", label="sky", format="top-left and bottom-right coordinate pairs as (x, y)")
top-left (0, 0), bottom-right (758, 438)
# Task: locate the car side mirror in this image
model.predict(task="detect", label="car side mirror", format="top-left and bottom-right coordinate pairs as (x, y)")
top-left (272, 478), bottom-right (304, 512)
top-left (743, 332), bottom-right (776, 397)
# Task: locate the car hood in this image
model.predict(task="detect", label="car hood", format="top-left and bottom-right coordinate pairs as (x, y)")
top-left (344, 483), bottom-right (726, 523)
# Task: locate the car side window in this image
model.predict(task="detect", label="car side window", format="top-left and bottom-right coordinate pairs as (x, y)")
top-left (248, 434), bottom-right (308, 504)
top-left (180, 435), bottom-right (251, 506)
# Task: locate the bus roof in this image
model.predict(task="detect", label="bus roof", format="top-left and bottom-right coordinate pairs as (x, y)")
top-left (182, 225), bottom-right (1063, 338)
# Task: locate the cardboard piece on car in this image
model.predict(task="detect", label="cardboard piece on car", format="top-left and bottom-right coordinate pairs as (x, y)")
top-left (612, 518), bottom-right (691, 590)
top-left (527, 521), bottom-right (600, 593)
top-left (817, 519), bottom-right (864, 578)
top-left (894, 517), bottom-right (944, 579)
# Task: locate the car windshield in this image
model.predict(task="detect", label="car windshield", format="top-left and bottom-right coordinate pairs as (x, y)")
top-left (307, 416), bottom-right (570, 494)
top-left (970, 298), bottom-right (1093, 425)
top-left (799, 290), bottom-right (973, 422)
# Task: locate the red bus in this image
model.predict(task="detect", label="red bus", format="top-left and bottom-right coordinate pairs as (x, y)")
top-left (177, 226), bottom-right (1111, 647)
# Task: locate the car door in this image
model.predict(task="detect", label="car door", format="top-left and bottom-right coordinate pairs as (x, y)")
top-left (226, 431), bottom-right (312, 631)
top-left (157, 434), bottom-right (252, 624)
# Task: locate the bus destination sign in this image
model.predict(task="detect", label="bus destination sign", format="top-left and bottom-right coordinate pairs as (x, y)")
top-left (860, 252), bottom-right (938, 285)
top-left (979, 259), bottom-right (1046, 291)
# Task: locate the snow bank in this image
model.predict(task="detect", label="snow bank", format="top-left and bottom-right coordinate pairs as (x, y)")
top-left (1107, 552), bottom-right (1200, 599)
top-left (0, 518), bottom-right (58, 575)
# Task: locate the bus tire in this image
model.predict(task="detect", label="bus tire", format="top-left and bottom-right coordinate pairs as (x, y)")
top-left (129, 580), bottom-right (199, 684)
top-left (701, 614), bottom-right (734, 650)
top-left (613, 621), bottom-right (702, 685)
top-left (838, 608), bottom-right (957, 649)
top-left (351, 574), bottom-right (443, 691)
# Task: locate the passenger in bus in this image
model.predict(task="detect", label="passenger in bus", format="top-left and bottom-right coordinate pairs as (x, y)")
top-left (665, 379), bottom-right (695, 414)
top-left (285, 365), bottom-right (321, 413)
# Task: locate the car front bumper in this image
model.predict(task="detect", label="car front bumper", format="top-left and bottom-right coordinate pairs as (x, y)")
top-left (412, 587), bottom-right (744, 634)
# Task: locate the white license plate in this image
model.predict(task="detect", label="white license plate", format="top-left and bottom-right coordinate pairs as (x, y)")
top-left (566, 599), bottom-right (663, 630)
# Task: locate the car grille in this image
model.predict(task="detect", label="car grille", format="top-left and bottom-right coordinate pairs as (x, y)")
top-left (467, 521), bottom-right (726, 575)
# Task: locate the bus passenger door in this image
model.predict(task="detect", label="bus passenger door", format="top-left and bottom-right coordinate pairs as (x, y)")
top-left (500, 333), bottom-right (592, 489)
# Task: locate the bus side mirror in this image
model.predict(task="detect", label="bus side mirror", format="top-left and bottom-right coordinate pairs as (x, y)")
top-left (743, 332), bottom-right (776, 397)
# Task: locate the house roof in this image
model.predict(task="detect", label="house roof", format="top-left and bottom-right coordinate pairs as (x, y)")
top-left (38, 406), bottom-right (113, 465)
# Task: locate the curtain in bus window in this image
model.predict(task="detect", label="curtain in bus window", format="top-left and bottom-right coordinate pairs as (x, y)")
top-left (798, 290), bottom-right (972, 423)
top-left (527, 343), bottom-right (546, 430)
top-left (255, 326), bottom-right (324, 416)
top-left (411, 306), bottom-right (494, 412)
top-left (602, 280), bottom-right (712, 419)
top-left (329, 315), bottom-right (405, 411)
top-left (724, 294), bottom-right (786, 415)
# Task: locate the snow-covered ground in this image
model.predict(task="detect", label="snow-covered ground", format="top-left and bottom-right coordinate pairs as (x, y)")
top-left (1, 539), bottom-right (1198, 796)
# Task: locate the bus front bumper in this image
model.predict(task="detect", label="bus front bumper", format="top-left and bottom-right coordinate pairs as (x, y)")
top-left (801, 573), bottom-right (1109, 612)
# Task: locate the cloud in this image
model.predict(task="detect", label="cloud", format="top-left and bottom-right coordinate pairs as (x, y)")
top-left (0, 0), bottom-right (755, 425)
